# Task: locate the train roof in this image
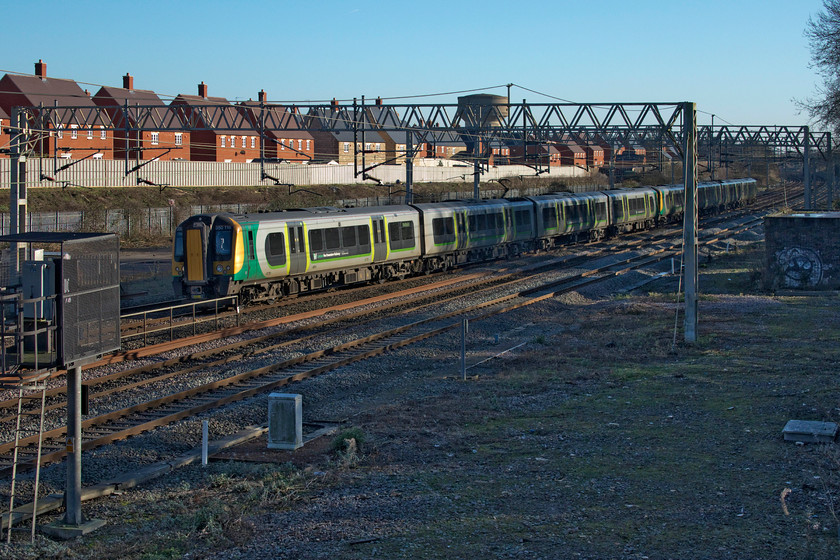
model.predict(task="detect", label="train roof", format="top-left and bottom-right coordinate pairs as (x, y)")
top-left (224, 204), bottom-right (418, 222)
top-left (411, 198), bottom-right (531, 210)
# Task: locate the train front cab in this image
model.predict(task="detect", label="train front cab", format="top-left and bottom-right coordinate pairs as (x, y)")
top-left (173, 214), bottom-right (243, 299)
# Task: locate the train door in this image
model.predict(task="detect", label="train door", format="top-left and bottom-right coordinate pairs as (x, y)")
top-left (372, 217), bottom-right (387, 262)
top-left (288, 223), bottom-right (307, 275)
top-left (505, 208), bottom-right (513, 241)
top-left (185, 223), bottom-right (207, 283)
top-left (456, 212), bottom-right (467, 249)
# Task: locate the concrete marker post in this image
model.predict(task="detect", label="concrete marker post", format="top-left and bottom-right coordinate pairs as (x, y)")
top-left (202, 420), bottom-right (209, 466)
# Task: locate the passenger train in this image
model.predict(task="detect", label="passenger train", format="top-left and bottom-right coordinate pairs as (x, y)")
top-left (172, 179), bottom-right (757, 302)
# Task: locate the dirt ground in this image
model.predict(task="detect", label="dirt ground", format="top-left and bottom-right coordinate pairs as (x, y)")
top-left (5, 246), bottom-right (840, 560)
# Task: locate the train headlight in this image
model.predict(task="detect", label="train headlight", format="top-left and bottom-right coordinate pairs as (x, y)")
top-left (216, 264), bottom-right (224, 273)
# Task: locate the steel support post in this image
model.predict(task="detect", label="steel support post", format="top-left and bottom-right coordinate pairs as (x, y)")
top-left (352, 98), bottom-right (358, 179)
top-left (828, 133), bottom-right (834, 209)
top-left (65, 366), bottom-right (83, 526)
top-left (709, 115), bottom-right (714, 181)
top-left (473, 137), bottom-right (481, 200)
top-left (804, 126), bottom-right (811, 210)
top-left (682, 103), bottom-right (699, 343)
top-left (405, 134), bottom-right (413, 204)
top-left (10, 108), bottom-right (27, 274)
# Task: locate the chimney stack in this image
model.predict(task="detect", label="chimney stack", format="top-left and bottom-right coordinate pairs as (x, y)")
top-left (35, 59), bottom-right (46, 79)
top-left (331, 98), bottom-right (338, 109)
top-left (198, 81), bottom-right (208, 99)
top-left (123, 73), bottom-right (134, 91)
top-left (258, 89), bottom-right (267, 103)
top-left (375, 97), bottom-right (382, 106)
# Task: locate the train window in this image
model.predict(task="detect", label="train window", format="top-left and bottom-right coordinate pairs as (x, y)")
top-left (341, 226), bottom-right (357, 248)
top-left (542, 206), bottom-right (557, 227)
top-left (477, 214), bottom-right (487, 231)
top-left (215, 228), bottom-right (232, 258)
top-left (358, 225), bottom-right (370, 247)
top-left (325, 228), bottom-right (340, 250)
top-left (265, 232), bottom-right (286, 267)
top-left (309, 229), bottom-right (323, 252)
top-left (595, 203), bottom-right (607, 221)
top-left (514, 210), bottom-right (531, 233)
top-left (629, 198), bottom-right (645, 215)
top-left (611, 199), bottom-right (624, 221)
top-left (468, 215), bottom-right (476, 231)
top-left (400, 222), bottom-right (414, 246)
top-left (432, 217), bottom-right (455, 244)
top-left (174, 229), bottom-right (184, 260)
top-left (247, 231), bottom-right (255, 260)
top-left (494, 213), bottom-right (503, 231)
top-left (388, 221), bottom-right (415, 250)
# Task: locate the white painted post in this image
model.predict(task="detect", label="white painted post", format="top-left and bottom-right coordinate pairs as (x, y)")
top-left (201, 420), bottom-right (208, 466)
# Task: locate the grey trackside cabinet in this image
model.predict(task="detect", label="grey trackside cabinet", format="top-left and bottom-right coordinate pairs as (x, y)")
top-left (268, 393), bottom-right (303, 450)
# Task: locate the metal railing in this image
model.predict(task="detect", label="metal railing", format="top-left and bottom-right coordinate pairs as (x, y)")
top-left (120, 295), bottom-right (240, 346)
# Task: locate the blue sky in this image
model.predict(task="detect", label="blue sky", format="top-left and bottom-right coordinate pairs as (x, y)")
top-left (0, 0), bottom-right (827, 127)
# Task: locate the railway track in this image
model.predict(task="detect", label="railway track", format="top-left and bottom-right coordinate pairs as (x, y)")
top-left (0, 205), bottom-right (770, 477)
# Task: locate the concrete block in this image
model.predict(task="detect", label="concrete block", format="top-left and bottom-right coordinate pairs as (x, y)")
top-left (42, 518), bottom-right (106, 539)
top-left (782, 420), bottom-right (838, 443)
top-left (268, 393), bottom-right (303, 450)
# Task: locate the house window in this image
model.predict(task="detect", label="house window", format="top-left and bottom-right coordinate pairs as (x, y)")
top-left (375, 143), bottom-right (380, 151)
top-left (175, 133), bottom-right (182, 146)
top-left (71, 125), bottom-right (78, 139)
top-left (306, 140), bottom-right (310, 151)
top-left (251, 136), bottom-right (255, 149)
top-left (221, 136), bottom-right (226, 148)
top-left (57, 125), bottom-right (63, 139)
top-left (241, 136), bottom-right (246, 149)
top-left (365, 143), bottom-right (371, 151)
top-left (298, 139), bottom-right (302, 150)
top-left (280, 139), bottom-right (285, 150)
top-left (343, 142), bottom-right (349, 153)
top-left (100, 127), bottom-right (106, 139)
top-left (151, 132), bottom-right (159, 145)
top-left (87, 128), bottom-right (93, 139)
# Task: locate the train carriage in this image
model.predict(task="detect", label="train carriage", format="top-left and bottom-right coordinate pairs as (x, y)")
top-left (604, 187), bottom-right (658, 233)
top-left (528, 192), bottom-right (610, 248)
top-left (412, 199), bottom-right (535, 268)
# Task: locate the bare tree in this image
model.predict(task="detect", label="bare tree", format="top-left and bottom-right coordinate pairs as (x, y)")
top-left (803, 0), bottom-right (840, 133)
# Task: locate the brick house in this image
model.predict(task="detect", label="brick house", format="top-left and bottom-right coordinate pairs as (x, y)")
top-left (306, 100), bottom-right (388, 165)
top-left (0, 60), bottom-right (114, 159)
top-left (170, 82), bottom-right (260, 162)
top-left (581, 143), bottom-right (605, 168)
top-left (556, 142), bottom-right (587, 168)
top-left (0, 106), bottom-right (9, 158)
top-left (366, 99), bottom-right (426, 165)
top-left (426, 130), bottom-right (468, 160)
top-left (240, 90), bottom-right (315, 162)
top-left (509, 140), bottom-right (561, 167)
top-left (93, 73), bottom-right (189, 161)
